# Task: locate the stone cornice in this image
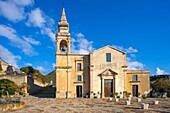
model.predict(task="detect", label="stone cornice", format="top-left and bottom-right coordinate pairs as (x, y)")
top-left (129, 81), bottom-right (140, 83)
top-left (56, 53), bottom-right (89, 56)
top-left (55, 66), bottom-right (72, 69)
top-left (74, 81), bottom-right (84, 84)
top-left (126, 70), bottom-right (150, 74)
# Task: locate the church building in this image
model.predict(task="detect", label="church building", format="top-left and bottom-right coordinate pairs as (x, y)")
top-left (55, 8), bottom-right (150, 98)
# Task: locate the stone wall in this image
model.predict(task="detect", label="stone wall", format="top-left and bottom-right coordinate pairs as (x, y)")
top-left (0, 75), bottom-right (27, 93)
top-left (0, 59), bottom-right (8, 75)
top-left (90, 46), bottom-right (126, 98)
top-left (27, 76), bottom-right (47, 94)
top-left (0, 58), bottom-right (15, 75)
top-left (0, 75), bottom-right (48, 95)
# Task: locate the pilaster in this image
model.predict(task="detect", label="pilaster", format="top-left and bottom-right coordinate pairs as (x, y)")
top-left (101, 77), bottom-right (105, 98)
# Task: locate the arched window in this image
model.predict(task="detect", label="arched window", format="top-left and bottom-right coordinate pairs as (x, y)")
top-left (60, 40), bottom-right (68, 52)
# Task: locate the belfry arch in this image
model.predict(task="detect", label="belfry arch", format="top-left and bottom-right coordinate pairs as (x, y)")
top-left (60, 40), bottom-right (68, 52)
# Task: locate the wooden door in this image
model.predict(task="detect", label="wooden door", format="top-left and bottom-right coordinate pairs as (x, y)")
top-left (76, 85), bottom-right (82, 98)
top-left (104, 79), bottom-right (113, 97)
top-left (132, 85), bottom-right (138, 97)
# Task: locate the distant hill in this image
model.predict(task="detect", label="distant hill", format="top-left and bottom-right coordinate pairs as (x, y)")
top-left (150, 75), bottom-right (170, 96)
top-left (45, 70), bottom-right (56, 86)
top-left (20, 66), bottom-right (46, 83)
top-left (150, 75), bottom-right (170, 82)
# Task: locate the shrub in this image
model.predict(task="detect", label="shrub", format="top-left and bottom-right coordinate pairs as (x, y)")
top-left (142, 94), bottom-right (147, 99)
top-left (138, 92), bottom-right (141, 97)
top-left (126, 93), bottom-right (131, 97)
top-left (0, 79), bottom-right (19, 96)
top-left (152, 92), bottom-right (157, 98)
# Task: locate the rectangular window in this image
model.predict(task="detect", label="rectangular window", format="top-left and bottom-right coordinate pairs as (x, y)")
top-left (77, 63), bottom-right (81, 71)
top-left (78, 75), bottom-right (82, 81)
top-left (106, 53), bottom-right (111, 62)
top-left (133, 75), bottom-right (138, 81)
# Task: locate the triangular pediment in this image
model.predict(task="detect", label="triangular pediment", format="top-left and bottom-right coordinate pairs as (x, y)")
top-left (101, 68), bottom-right (118, 76)
top-left (90, 45), bottom-right (126, 54)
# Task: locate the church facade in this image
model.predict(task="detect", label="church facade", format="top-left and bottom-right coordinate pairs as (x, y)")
top-left (55, 8), bottom-right (150, 98)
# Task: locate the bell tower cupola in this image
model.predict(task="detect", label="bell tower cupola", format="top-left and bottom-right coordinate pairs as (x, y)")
top-left (56, 8), bottom-right (71, 53)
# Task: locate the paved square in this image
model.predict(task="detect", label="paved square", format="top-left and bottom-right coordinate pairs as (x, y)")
top-left (6, 96), bottom-right (170, 113)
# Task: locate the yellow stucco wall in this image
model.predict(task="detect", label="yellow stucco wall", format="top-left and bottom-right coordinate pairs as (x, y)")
top-left (126, 70), bottom-right (150, 95)
top-left (56, 54), bottom-right (90, 98)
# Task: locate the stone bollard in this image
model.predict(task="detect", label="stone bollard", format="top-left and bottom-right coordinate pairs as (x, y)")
top-left (141, 103), bottom-right (149, 110)
top-left (126, 100), bottom-right (131, 105)
top-left (153, 100), bottom-right (159, 105)
top-left (115, 98), bottom-right (119, 102)
top-left (137, 98), bottom-right (141, 102)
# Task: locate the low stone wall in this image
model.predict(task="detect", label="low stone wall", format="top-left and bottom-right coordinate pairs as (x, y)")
top-left (28, 76), bottom-right (47, 94)
top-left (34, 79), bottom-right (48, 87)
top-left (0, 102), bottom-right (25, 112)
top-left (0, 75), bottom-right (27, 93)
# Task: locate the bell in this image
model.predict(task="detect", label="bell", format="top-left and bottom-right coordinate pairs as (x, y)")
top-left (61, 45), bottom-right (65, 52)
top-left (62, 48), bottom-right (65, 52)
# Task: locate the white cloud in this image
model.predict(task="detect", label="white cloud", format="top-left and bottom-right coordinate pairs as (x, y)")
top-left (41, 28), bottom-right (55, 42)
top-left (76, 33), bottom-right (84, 38)
top-left (156, 67), bottom-right (166, 75)
top-left (26, 8), bottom-right (56, 42)
top-left (127, 58), bottom-right (145, 70)
top-left (52, 63), bottom-right (56, 68)
top-left (23, 36), bottom-right (40, 45)
top-left (12, 0), bottom-right (34, 6)
top-left (0, 0), bottom-right (34, 22)
top-left (112, 44), bottom-right (144, 70)
top-left (26, 8), bottom-right (45, 28)
top-left (47, 46), bottom-right (54, 49)
top-left (125, 47), bottom-right (138, 53)
top-left (36, 66), bottom-right (47, 73)
top-left (0, 44), bottom-right (21, 68)
top-left (0, 24), bottom-right (38, 56)
top-left (112, 45), bottom-right (138, 53)
top-left (71, 33), bottom-right (94, 54)
top-left (25, 63), bottom-right (32, 66)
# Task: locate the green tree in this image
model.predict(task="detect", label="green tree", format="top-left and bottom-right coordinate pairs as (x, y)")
top-left (20, 67), bottom-right (29, 74)
top-left (0, 79), bottom-right (19, 96)
top-left (20, 66), bottom-right (46, 83)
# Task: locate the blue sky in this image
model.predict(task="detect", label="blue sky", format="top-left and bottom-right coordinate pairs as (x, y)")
top-left (0, 0), bottom-right (170, 75)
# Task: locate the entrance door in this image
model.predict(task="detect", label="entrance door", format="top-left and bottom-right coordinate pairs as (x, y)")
top-left (76, 85), bottom-right (82, 98)
top-left (104, 79), bottom-right (113, 97)
top-left (132, 85), bottom-right (138, 97)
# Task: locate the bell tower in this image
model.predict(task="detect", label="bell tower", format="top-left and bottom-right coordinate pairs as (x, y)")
top-left (56, 8), bottom-right (72, 98)
top-left (56, 8), bottom-right (71, 54)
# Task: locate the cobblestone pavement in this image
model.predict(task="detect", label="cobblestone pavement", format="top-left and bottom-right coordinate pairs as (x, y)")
top-left (6, 96), bottom-right (170, 113)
